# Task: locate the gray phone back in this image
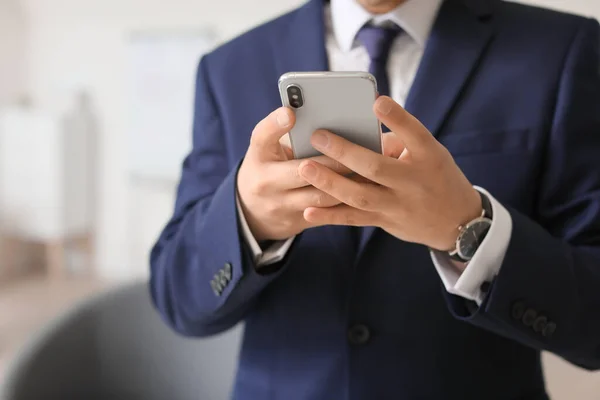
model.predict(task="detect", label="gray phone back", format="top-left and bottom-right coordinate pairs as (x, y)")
top-left (278, 72), bottom-right (382, 159)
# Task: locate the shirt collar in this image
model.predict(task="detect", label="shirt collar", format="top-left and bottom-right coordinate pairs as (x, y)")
top-left (330, 0), bottom-right (444, 51)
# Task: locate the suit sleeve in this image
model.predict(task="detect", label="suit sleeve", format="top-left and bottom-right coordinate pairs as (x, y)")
top-left (149, 56), bottom-right (290, 337)
top-left (444, 18), bottom-right (600, 370)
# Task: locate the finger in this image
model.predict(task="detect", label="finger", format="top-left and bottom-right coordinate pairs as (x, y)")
top-left (311, 155), bottom-right (352, 175)
top-left (285, 186), bottom-right (342, 210)
top-left (250, 107), bottom-right (295, 161)
top-left (282, 144), bottom-right (294, 161)
top-left (279, 135), bottom-right (351, 175)
top-left (267, 155), bottom-right (352, 190)
top-left (303, 204), bottom-right (376, 227)
top-left (373, 96), bottom-right (434, 155)
top-left (279, 132), bottom-right (292, 149)
top-left (381, 132), bottom-right (406, 159)
top-left (279, 132), bottom-right (294, 160)
top-left (298, 160), bottom-right (387, 211)
top-left (309, 130), bottom-right (399, 187)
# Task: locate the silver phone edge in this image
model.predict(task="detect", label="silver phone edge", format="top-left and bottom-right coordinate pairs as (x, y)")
top-left (277, 80), bottom-right (299, 158)
top-left (278, 71), bottom-right (378, 89)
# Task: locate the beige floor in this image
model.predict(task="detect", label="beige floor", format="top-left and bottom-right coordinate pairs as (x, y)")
top-left (0, 277), bottom-right (599, 399)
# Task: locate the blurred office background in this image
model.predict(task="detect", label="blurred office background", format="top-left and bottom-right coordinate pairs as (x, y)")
top-left (0, 0), bottom-right (599, 398)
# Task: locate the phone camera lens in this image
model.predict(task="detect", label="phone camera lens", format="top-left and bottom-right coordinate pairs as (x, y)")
top-left (287, 85), bottom-right (303, 108)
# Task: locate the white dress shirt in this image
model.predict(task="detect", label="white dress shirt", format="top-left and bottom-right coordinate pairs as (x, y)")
top-left (236, 0), bottom-right (513, 305)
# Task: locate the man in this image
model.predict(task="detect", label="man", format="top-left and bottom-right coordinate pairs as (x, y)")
top-left (150, 0), bottom-right (600, 398)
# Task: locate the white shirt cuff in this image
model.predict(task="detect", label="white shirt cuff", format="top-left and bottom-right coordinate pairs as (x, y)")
top-left (235, 194), bottom-right (295, 266)
top-left (430, 186), bottom-right (513, 305)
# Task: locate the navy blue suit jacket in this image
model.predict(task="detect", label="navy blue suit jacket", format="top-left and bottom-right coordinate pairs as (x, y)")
top-left (150, 0), bottom-right (600, 398)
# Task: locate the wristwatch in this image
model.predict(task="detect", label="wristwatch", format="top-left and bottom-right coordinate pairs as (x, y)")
top-left (448, 191), bottom-right (493, 262)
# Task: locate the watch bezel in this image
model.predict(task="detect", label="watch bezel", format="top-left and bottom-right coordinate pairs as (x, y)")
top-left (455, 216), bottom-right (493, 261)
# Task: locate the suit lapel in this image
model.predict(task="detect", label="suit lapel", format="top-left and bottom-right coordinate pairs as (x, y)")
top-left (404, 0), bottom-right (495, 137)
top-left (357, 0), bottom-right (497, 258)
top-left (272, 0), bottom-right (329, 77)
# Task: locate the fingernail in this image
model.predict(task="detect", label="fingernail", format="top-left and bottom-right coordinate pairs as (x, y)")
top-left (312, 131), bottom-right (329, 148)
top-left (300, 163), bottom-right (318, 179)
top-left (376, 97), bottom-right (393, 115)
top-left (277, 109), bottom-right (291, 127)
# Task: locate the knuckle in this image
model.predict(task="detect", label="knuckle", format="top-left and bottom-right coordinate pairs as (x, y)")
top-left (289, 163), bottom-right (301, 181)
top-left (249, 186), bottom-right (262, 198)
top-left (263, 200), bottom-right (280, 216)
top-left (430, 154), bottom-right (447, 173)
top-left (350, 191), bottom-right (371, 209)
top-left (248, 181), bottom-right (262, 197)
top-left (321, 177), bottom-right (334, 192)
top-left (279, 217), bottom-right (294, 232)
top-left (315, 191), bottom-right (332, 207)
top-left (365, 160), bottom-right (383, 177)
top-left (253, 178), bottom-right (270, 195)
top-left (313, 191), bottom-right (325, 207)
top-left (331, 143), bottom-right (346, 160)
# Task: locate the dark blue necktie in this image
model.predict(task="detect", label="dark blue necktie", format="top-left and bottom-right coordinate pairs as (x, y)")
top-left (356, 23), bottom-right (402, 132)
top-left (347, 24), bottom-right (402, 252)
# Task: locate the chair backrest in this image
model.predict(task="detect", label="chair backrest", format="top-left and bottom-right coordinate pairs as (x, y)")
top-left (0, 281), bottom-right (243, 400)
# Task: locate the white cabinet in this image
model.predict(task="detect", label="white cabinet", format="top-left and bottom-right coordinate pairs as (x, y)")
top-left (0, 105), bottom-right (96, 278)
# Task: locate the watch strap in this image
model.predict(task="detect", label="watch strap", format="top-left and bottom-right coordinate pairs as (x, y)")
top-left (480, 190), bottom-right (493, 219)
top-left (448, 191), bottom-right (493, 262)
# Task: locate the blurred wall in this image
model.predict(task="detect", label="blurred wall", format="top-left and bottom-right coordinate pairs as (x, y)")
top-left (520, 0), bottom-right (600, 16)
top-left (0, 0), bottom-right (28, 107)
top-left (15, 0), bottom-right (600, 279)
top-left (19, 0), bottom-right (304, 279)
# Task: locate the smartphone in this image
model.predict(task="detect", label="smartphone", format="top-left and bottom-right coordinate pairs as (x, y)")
top-left (278, 71), bottom-right (382, 159)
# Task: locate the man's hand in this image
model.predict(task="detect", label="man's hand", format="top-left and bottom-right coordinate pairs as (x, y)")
top-left (297, 96), bottom-right (483, 252)
top-left (237, 107), bottom-right (348, 242)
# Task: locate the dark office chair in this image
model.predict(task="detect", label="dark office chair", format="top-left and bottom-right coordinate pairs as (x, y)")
top-left (0, 281), bottom-right (243, 400)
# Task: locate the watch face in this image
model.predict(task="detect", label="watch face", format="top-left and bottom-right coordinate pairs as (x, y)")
top-left (458, 219), bottom-right (492, 260)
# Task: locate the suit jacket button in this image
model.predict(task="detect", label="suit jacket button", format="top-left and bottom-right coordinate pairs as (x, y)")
top-left (511, 301), bottom-right (526, 320)
top-left (217, 271), bottom-right (229, 287)
top-left (522, 308), bottom-right (537, 327)
top-left (210, 279), bottom-right (222, 296)
top-left (348, 324), bottom-right (370, 345)
top-left (542, 322), bottom-right (557, 338)
top-left (223, 263), bottom-right (232, 280)
top-left (224, 263), bottom-right (232, 275)
top-left (479, 281), bottom-right (492, 294)
top-left (533, 316), bottom-right (548, 333)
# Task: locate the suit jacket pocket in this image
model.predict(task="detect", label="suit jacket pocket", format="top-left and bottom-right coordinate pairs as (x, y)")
top-left (438, 128), bottom-right (536, 157)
